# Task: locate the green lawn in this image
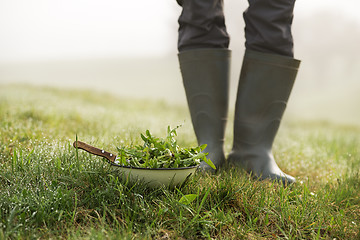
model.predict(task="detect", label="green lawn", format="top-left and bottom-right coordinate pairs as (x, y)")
top-left (0, 84), bottom-right (359, 239)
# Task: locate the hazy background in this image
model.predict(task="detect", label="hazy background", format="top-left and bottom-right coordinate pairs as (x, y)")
top-left (1, 0), bottom-right (359, 125)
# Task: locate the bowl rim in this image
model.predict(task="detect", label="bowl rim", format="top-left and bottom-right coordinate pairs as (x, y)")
top-left (110, 162), bottom-right (199, 170)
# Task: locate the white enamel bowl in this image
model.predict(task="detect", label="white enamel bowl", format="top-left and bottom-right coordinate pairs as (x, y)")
top-left (111, 163), bottom-right (198, 188)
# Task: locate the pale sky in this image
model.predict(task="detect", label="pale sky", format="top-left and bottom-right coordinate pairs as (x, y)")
top-left (0, 0), bottom-right (359, 62)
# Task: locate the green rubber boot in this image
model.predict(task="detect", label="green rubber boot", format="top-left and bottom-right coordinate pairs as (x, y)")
top-left (178, 48), bottom-right (231, 171)
top-left (228, 50), bottom-right (300, 184)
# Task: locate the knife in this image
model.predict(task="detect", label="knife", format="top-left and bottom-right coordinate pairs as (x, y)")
top-left (73, 140), bottom-right (116, 163)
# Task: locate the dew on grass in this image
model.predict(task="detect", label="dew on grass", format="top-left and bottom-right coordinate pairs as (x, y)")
top-left (134, 193), bottom-right (143, 199)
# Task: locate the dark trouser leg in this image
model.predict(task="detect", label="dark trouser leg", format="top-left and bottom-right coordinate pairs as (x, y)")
top-left (177, 0), bottom-right (230, 52)
top-left (244, 0), bottom-right (296, 57)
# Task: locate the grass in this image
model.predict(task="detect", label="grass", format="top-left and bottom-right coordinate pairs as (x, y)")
top-left (0, 84), bottom-right (359, 239)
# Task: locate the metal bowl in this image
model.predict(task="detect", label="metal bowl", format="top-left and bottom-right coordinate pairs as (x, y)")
top-left (111, 163), bottom-right (198, 188)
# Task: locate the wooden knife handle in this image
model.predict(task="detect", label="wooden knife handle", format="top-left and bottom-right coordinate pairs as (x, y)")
top-left (73, 140), bottom-right (116, 163)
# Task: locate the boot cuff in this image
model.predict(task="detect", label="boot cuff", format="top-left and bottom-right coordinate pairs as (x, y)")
top-left (245, 49), bottom-right (300, 70)
top-left (178, 48), bottom-right (231, 64)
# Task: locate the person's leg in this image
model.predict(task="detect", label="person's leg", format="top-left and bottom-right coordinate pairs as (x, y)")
top-left (177, 0), bottom-right (229, 51)
top-left (228, 0), bottom-right (300, 184)
top-left (243, 0), bottom-right (296, 57)
top-left (177, 0), bottom-right (230, 171)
